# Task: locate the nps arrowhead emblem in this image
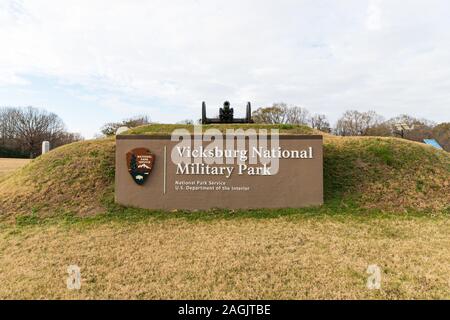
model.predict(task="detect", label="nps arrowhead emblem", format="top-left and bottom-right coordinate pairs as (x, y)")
top-left (126, 148), bottom-right (155, 185)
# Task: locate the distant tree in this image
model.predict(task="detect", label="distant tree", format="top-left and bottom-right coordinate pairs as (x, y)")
top-left (0, 108), bottom-right (15, 149)
top-left (177, 119), bottom-right (194, 125)
top-left (433, 122), bottom-right (450, 151)
top-left (13, 107), bottom-right (67, 158)
top-left (387, 114), bottom-right (434, 130)
top-left (252, 103), bottom-right (288, 124)
top-left (385, 114), bottom-right (435, 140)
top-left (365, 122), bottom-right (392, 137)
top-left (0, 106), bottom-right (82, 158)
top-left (310, 114), bottom-right (331, 133)
top-left (252, 103), bottom-right (310, 125)
top-left (347, 113), bottom-right (448, 151)
top-left (0, 146), bottom-right (28, 158)
top-left (101, 115), bottom-right (151, 136)
top-left (334, 110), bottom-right (384, 136)
top-left (53, 132), bottom-right (84, 146)
top-left (286, 106), bottom-right (310, 125)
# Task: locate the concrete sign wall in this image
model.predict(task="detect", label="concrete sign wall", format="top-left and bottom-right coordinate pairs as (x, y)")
top-left (115, 134), bottom-right (323, 210)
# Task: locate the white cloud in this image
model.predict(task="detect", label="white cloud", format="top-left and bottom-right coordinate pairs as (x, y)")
top-left (366, 0), bottom-right (383, 31)
top-left (0, 0), bottom-right (449, 136)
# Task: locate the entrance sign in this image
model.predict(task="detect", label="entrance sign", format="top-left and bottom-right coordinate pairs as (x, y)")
top-left (115, 130), bottom-right (323, 210)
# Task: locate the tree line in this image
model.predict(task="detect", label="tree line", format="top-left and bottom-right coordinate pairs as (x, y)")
top-left (4, 103), bottom-right (444, 159)
top-left (0, 107), bottom-right (82, 158)
top-left (100, 104), bottom-right (448, 151)
top-left (252, 103), bottom-right (449, 151)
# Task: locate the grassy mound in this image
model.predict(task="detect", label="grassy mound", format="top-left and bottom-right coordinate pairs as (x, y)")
top-left (324, 136), bottom-right (449, 212)
top-left (0, 139), bottom-right (115, 217)
top-left (0, 124), bottom-right (448, 217)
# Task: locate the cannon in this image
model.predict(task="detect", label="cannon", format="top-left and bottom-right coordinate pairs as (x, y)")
top-left (201, 101), bottom-right (253, 124)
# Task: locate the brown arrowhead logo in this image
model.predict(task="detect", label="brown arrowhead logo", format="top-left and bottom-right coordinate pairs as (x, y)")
top-left (126, 148), bottom-right (155, 185)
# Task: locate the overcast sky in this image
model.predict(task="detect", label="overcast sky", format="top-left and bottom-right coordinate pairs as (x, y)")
top-left (1, 0), bottom-right (449, 138)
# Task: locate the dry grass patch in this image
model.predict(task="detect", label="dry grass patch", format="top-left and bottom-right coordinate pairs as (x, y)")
top-left (1, 214), bottom-right (450, 299)
top-left (0, 158), bottom-right (30, 181)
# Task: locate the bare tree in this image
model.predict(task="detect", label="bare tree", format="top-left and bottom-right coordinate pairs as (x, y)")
top-left (0, 106), bottom-right (82, 158)
top-left (11, 107), bottom-right (67, 157)
top-left (385, 114), bottom-right (435, 139)
top-left (0, 108), bottom-right (17, 148)
top-left (0, 107), bottom-right (27, 157)
top-left (310, 114), bottom-right (331, 133)
top-left (334, 110), bottom-right (384, 136)
top-left (101, 115), bottom-right (151, 136)
top-left (387, 114), bottom-right (435, 129)
top-left (252, 103), bottom-right (288, 124)
top-left (365, 122), bottom-right (392, 136)
top-left (252, 103), bottom-right (310, 125)
top-left (53, 132), bottom-right (84, 146)
top-left (286, 106), bottom-right (310, 125)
